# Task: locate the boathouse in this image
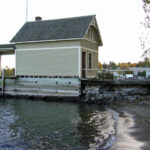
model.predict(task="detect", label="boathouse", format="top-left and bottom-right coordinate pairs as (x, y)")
top-left (0, 15), bottom-right (103, 79)
top-left (0, 15), bottom-right (103, 98)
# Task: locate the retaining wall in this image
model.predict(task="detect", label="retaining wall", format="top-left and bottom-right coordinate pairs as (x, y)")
top-left (1, 78), bottom-right (150, 103)
top-left (81, 79), bottom-right (150, 103)
top-left (0, 77), bottom-right (81, 99)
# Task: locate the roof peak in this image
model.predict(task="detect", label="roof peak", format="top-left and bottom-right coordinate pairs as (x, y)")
top-left (26, 15), bottom-right (96, 23)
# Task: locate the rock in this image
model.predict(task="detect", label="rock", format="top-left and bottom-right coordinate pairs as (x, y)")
top-left (119, 111), bottom-right (129, 117)
top-left (82, 85), bottom-right (150, 104)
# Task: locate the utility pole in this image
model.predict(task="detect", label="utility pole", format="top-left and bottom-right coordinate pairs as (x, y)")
top-left (26, 0), bottom-right (28, 22)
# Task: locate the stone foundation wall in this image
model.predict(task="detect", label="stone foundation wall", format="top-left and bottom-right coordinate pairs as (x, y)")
top-left (82, 84), bottom-right (150, 103)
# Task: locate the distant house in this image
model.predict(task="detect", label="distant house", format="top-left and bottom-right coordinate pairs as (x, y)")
top-left (113, 72), bottom-right (123, 79)
top-left (0, 15), bottom-right (103, 78)
top-left (125, 74), bottom-right (133, 79)
top-left (130, 67), bottom-right (150, 77)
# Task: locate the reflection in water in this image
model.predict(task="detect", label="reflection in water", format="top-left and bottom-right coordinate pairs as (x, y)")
top-left (0, 98), bottom-right (117, 150)
top-left (77, 105), bottom-right (118, 150)
top-left (77, 104), bottom-right (103, 146)
top-left (0, 100), bottom-right (20, 149)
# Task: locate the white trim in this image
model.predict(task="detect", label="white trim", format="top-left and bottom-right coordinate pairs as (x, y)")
top-left (0, 48), bottom-right (14, 50)
top-left (78, 47), bottom-right (81, 78)
top-left (15, 50), bottom-right (16, 76)
top-left (81, 47), bottom-right (98, 53)
top-left (16, 46), bottom-right (80, 51)
top-left (12, 38), bottom-right (83, 44)
top-left (84, 38), bottom-right (98, 44)
top-left (85, 68), bottom-right (99, 71)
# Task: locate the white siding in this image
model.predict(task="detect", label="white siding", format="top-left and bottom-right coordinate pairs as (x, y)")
top-left (16, 47), bottom-right (79, 76)
top-left (16, 41), bottom-right (80, 76)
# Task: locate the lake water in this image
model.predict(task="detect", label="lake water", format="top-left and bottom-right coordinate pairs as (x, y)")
top-left (0, 98), bottom-right (118, 150)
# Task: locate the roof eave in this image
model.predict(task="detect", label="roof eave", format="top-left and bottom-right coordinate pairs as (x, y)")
top-left (0, 43), bottom-right (15, 49)
top-left (11, 38), bottom-right (84, 44)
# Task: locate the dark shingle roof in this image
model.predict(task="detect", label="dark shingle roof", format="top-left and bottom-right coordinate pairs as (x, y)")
top-left (10, 15), bottom-right (95, 43)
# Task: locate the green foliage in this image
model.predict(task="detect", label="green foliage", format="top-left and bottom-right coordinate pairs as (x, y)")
top-left (125, 71), bottom-right (133, 74)
top-left (136, 57), bottom-right (150, 67)
top-left (138, 71), bottom-right (146, 77)
top-left (102, 61), bottom-right (117, 69)
top-left (4, 66), bottom-right (15, 77)
top-left (109, 61), bottom-right (117, 69)
top-left (102, 62), bottom-right (109, 69)
top-left (98, 72), bottom-right (113, 80)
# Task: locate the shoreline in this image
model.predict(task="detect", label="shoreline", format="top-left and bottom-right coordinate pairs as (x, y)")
top-left (110, 100), bottom-right (150, 150)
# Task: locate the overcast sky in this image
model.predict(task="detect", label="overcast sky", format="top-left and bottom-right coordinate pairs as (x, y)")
top-left (0, 0), bottom-right (145, 68)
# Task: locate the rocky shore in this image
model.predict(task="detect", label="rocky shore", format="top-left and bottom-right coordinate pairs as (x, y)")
top-left (82, 86), bottom-right (150, 104)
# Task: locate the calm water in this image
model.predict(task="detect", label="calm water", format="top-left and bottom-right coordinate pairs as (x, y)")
top-left (0, 98), bottom-right (118, 150)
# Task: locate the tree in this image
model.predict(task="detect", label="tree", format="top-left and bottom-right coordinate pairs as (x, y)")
top-left (141, 0), bottom-right (150, 57)
top-left (98, 62), bottom-right (103, 69)
top-left (131, 63), bottom-right (136, 67)
top-left (102, 62), bottom-right (109, 69)
top-left (142, 0), bottom-right (150, 14)
top-left (127, 62), bottom-right (131, 67)
top-left (109, 61), bottom-right (117, 69)
top-left (143, 57), bottom-right (150, 66)
top-left (138, 71), bottom-right (146, 77)
top-left (4, 66), bottom-right (15, 77)
top-left (144, 57), bottom-right (149, 62)
top-left (118, 63), bottom-right (130, 70)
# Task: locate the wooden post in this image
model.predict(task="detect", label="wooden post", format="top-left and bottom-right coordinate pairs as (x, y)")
top-left (0, 55), bottom-right (1, 77)
top-left (1, 69), bottom-right (5, 96)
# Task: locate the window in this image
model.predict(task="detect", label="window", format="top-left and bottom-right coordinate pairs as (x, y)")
top-left (88, 30), bottom-right (90, 39)
top-left (91, 29), bottom-right (93, 40)
top-left (87, 28), bottom-right (95, 41)
top-left (89, 53), bottom-right (92, 69)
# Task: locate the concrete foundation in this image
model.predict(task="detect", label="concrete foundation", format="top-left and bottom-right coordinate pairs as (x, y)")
top-left (0, 77), bottom-right (81, 98)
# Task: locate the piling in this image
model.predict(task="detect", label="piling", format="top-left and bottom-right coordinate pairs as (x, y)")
top-left (1, 69), bottom-right (5, 96)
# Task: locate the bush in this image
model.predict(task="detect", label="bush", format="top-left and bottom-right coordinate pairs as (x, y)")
top-left (4, 66), bottom-right (15, 77)
top-left (138, 71), bottom-right (146, 77)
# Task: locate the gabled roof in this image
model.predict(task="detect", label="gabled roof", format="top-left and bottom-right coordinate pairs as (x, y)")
top-left (10, 15), bottom-right (96, 43)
